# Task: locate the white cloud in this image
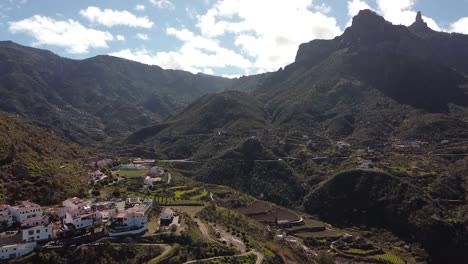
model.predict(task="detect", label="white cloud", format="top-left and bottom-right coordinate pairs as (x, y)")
top-left (110, 27), bottom-right (252, 74)
top-left (313, 3), bottom-right (332, 14)
top-left (116, 35), bottom-right (126, 41)
top-left (347, 0), bottom-right (372, 17)
top-left (149, 0), bottom-right (175, 10)
top-left (136, 33), bottom-right (150, 40)
top-left (196, 0), bottom-right (341, 72)
top-left (8, 15), bottom-right (113, 54)
top-left (374, 0), bottom-right (441, 31)
top-left (450, 17), bottom-right (468, 34)
top-left (222, 74), bottom-right (241, 79)
top-left (202, 68), bottom-right (214, 75)
top-left (135, 4), bottom-right (145, 11)
top-left (80, 6), bottom-right (154, 28)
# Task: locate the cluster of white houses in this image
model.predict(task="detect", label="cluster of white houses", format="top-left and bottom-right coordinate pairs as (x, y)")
top-left (0, 201), bottom-right (54, 260)
top-left (0, 197), bottom-right (153, 260)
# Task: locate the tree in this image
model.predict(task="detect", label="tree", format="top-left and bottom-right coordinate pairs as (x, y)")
top-left (91, 189), bottom-right (100, 196)
top-left (313, 251), bottom-right (335, 264)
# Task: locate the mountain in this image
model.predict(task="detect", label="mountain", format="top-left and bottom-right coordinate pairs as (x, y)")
top-left (127, 10), bottom-right (468, 262)
top-left (0, 41), bottom-right (267, 145)
top-left (0, 112), bottom-right (90, 204)
top-left (304, 169), bottom-right (468, 263)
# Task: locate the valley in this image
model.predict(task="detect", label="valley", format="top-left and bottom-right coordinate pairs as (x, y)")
top-left (0, 9), bottom-right (467, 264)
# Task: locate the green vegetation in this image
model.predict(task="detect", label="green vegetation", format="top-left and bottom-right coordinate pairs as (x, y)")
top-left (194, 254), bottom-right (257, 264)
top-left (341, 248), bottom-right (376, 255)
top-left (370, 253), bottom-right (406, 264)
top-left (116, 170), bottom-right (147, 178)
top-left (0, 112), bottom-right (90, 204)
top-left (198, 203), bottom-right (271, 247)
top-left (15, 242), bottom-right (163, 264)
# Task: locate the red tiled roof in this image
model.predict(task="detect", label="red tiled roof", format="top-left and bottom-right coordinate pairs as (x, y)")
top-left (21, 216), bottom-right (47, 225)
top-left (115, 213), bottom-right (128, 218)
top-left (162, 208), bottom-right (174, 215)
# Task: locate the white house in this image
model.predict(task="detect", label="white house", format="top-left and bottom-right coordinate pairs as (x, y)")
top-left (0, 204), bottom-right (13, 229)
top-left (21, 225), bottom-right (53, 242)
top-left (46, 207), bottom-right (68, 220)
top-left (20, 216), bottom-right (49, 228)
top-left (64, 209), bottom-right (102, 230)
top-left (99, 208), bottom-right (117, 223)
top-left (89, 170), bottom-right (105, 181)
top-left (0, 242), bottom-right (36, 260)
top-left (111, 212), bottom-right (147, 229)
top-left (125, 197), bottom-right (143, 206)
top-left (160, 208), bottom-right (174, 221)
top-left (9, 201), bottom-right (42, 223)
top-left (62, 197), bottom-right (90, 210)
top-left (144, 176), bottom-right (162, 187)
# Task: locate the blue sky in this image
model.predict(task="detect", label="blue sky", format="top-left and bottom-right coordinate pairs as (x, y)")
top-left (1, 0), bottom-right (468, 77)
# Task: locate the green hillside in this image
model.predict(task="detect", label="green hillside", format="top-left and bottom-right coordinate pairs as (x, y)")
top-left (0, 112), bottom-right (90, 204)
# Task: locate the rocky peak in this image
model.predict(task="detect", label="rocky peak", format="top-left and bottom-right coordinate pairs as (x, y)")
top-left (340, 9), bottom-right (413, 46)
top-left (409, 11), bottom-right (433, 34)
top-left (416, 11), bottom-right (424, 24)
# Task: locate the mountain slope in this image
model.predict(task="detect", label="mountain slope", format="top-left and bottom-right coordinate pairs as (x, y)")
top-left (304, 169), bottom-right (468, 263)
top-left (127, 10), bottom-right (468, 262)
top-left (0, 112), bottom-right (89, 204)
top-left (0, 41), bottom-right (244, 144)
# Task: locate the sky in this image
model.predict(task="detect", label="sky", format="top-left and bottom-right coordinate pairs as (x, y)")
top-left (1, 0), bottom-right (468, 78)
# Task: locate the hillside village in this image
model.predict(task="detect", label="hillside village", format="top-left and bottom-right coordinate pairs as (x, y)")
top-left (0, 156), bottom-right (416, 263)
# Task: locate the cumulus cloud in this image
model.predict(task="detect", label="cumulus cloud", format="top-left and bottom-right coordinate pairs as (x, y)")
top-left (80, 6), bottom-right (154, 28)
top-left (110, 27), bottom-right (252, 74)
top-left (116, 35), bottom-right (126, 41)
top-left (196, 0), bottom-right (341, 72)
top-left (8, 15), bottom-right (113, 54)
top-left (450, 17), bottom-right (468, 34)
top-left (135, 4), bottom-right (145, 11)
top-left (136, 33), bottom-right (150, 40)
top-left (348, 0), bottom-right (372, 17)
top-left (313, 3), bottom-right (332, 14)
top-left (149, 0), bottom-right (175, 10)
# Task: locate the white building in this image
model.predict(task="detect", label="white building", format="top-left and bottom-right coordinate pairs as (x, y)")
top-left (46, 207), bottom-right (68, 220)
top-left (20, 216), bottom-right (49, 228)
top-left (62, 197), bottom-right (90, 210)
top-left (160, 208), bottom-right (174, 221)
top-left (99, 208), bottom-right (117, 223)
top-left (0, 242), bottom-right (36, 260)
top-left (89, 170), bottom-right (105, 181)
top-left (111, 212), bottom-right (147, 229)
top-left (64, 209), bottom-right (102, 230)
top-left (144, 176), bottom-right (162, 187)
top-left (9, 201), bottom-right (42, 223)
top-left (21, 225), bottom-right (53, 242)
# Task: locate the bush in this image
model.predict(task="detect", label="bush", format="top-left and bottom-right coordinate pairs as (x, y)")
top-left (91, 189), bottom-right (100, 196)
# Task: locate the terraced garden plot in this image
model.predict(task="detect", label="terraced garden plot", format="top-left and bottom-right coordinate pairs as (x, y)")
top-left (115, 170), bottom-right (147, 178)
top-left (294, 229), bottom-right (344, 239)
top-left (370, 253), bottom-right (405, 264)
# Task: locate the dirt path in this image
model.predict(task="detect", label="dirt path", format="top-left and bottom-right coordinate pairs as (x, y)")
top-left (194, 218), bottom-right (212, 241)
top-left (184, 251), bottom-right (262, 264)
top-left (152, 244), bottom-right (173, 262)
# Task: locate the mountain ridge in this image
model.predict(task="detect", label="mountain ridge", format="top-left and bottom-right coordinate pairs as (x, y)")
top-left (123, 10), bottom-right (468, 262)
